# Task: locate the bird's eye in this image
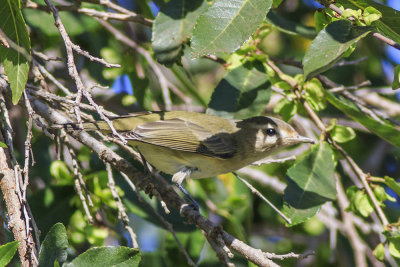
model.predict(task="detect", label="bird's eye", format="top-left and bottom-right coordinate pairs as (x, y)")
top-left (265, 128), bottom-right (276, 136)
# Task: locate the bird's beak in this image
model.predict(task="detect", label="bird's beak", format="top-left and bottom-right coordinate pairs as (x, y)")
top-left (287, 135), bottom-right (315, 144)
top-left (295, 135), bottom-right (315, 144)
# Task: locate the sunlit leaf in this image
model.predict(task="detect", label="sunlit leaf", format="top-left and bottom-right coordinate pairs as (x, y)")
top-left (0, 0), bottom-right (31, 104)
top-left (0, 241), bottom-right (19, 267)
top-left (303, 20), bottom-right (370, 78)
top-left (152, 0), bottom-right (207, 65)
top-left (331, 125), bottom-right (356, 143)
top-left (373, 243), bottom-right (385, 261)
top-left (384, 176), bottom-right (400, 197)
top-left (191, 0), bottom-right (272, 57)
top-left (325, 91), bottom-right (400, 148)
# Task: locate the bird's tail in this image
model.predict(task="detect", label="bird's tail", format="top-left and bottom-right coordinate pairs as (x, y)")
top-left (52, 120), bottom-right (113, 133)
top-left (51, 112), bottom-right (154, 133)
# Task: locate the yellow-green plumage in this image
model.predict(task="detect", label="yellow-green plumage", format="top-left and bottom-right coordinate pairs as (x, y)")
top-left (62, 111), bottom-right (314, 183)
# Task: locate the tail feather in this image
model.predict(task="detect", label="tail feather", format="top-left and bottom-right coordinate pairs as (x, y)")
top-left (52, 121), bottom-right (113, 133)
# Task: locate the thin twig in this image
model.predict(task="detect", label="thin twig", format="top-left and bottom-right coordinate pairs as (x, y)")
top-left (106, 163), bottom-right (139, 249)
top-left (96, 18), bottom-right (172, 110)
top-left (43, 0), bottom-right (126, 144)
top-left (266, 59), bottom-right (390, 227)
top-left (265, 251), bottom-right (315, 260)
top-left (25, 0), bottom-right (153, 27)
top-left (22, 92), bottom-right (41, 254)
top-left (119, 172), bottom-right (195, 266)
top-left (233, 172), bottom-right (292, 224)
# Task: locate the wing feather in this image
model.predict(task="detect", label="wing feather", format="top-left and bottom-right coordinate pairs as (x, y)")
top-left (121, 118), bottom-right (236, 158)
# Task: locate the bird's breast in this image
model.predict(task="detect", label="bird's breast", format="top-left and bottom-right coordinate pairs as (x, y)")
top-left (135, 143), bottom-right (252, 179)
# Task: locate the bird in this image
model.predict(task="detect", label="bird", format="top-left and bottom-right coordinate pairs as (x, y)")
top-left (60, 111), bottom-right (314, 187)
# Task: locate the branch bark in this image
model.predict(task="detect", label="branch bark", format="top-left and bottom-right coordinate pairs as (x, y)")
top-left (0, 131), bottom-right (32, 267)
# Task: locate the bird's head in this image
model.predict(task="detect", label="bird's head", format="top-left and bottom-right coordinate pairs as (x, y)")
top-left (237, 116), bottom-right (315, 153)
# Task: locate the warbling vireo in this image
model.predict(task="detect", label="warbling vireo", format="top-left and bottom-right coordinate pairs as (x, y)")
top-left (62, 111), bottom-right (314, 185)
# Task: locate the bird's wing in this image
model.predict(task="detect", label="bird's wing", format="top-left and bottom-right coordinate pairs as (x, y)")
top-left (121, 118), bottom-right (237, 159)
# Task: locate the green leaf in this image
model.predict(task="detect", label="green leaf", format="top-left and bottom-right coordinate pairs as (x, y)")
top-left (383, 176), bottom-right (400, 197)
top-left (393, 65), bottom-right (400, 90)
top-left (331, 125), bottom-right (356, 143)
top-left (64, 246), bottom-right (141, 267)
top-left (152, 0), bottom-right (207, 65)
top-left (304, 78), bottom-right (326, 112)
top-left (303, 20), bottom-right (370, 78)
top-left (283, 142), bottom-right (336, 225)
top-left (0, 141), bottom-right (7, 148)
top-left (363, 6), bottom-right (382, 26)
top-left (356, 191), bottom-right (374, 217)
top-left (207, 62), bottom-right (271, 119)
top-left (373, 243), bottom-right (385, 261)
top-left (191, 0), bottom-right (272, 57)
top-left (314, 9), bottom-right (332, 32)
top-left (265, 11), bottom-right (317, 39)
top-left (0, 241), bottom-right (19, 267)
top-left (273, 98), bottom-right (297, 122)
top-left (50, 160), bottom-right (73, 182)
top-left (346, 186), bottom-right (373, 217)
top-left (389, 240), bottom-right (400, 259)
top-left (374, 185), bottom-right (396, 202)
top-left (335, 0), bottom-right (400, 44)
top-left (38, 223), bottom-right (68, 267)
top-left (325, 91), bottom-right (400, 148)
top-left (0, 0), bottom-right (31, 104)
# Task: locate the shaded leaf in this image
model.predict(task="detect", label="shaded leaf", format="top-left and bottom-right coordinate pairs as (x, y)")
top-left (265, 11), bottom-right (317, 39)
top-left (325, 91), bottom-right (400, 148)
top-left (191, 0), bottom-right (272, 57)
top-left (0, 241), bottom-right (19, 267)
top-left (207, 62), bottom-right (271, 119)
top-left (38, 223), bottom-right (68, 267)
top-left (303, 20), bottom-right (370, 78)
top-left (24, 9), bottom-right (99, 37)
top-left (64, 246), bottom-right (140, 267)
top-left (152, 0), bottom-right (207, 65)
top-left (283, 142), bottom-right (336, 225)
top-left (29, 186), bottom-right (75, 237)
top-left (0, 0), bottom-right (31, 104)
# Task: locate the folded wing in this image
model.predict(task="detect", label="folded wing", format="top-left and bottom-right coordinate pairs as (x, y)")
top-left (121, 118), bottom-right (237, 159)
